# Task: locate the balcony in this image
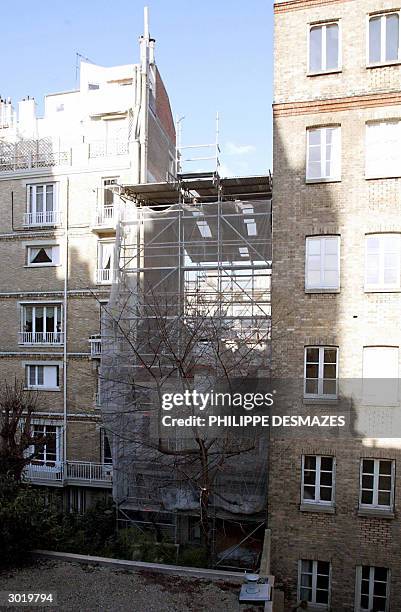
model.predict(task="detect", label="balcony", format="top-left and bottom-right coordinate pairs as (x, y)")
top-left (66, 461), bottom-right (113, 487)
top-left (89, 335), bottom-right (102, 358)
top-left (23, 461), bottom-right (113, 488)
top-left (23, 210), bottom-right (62, 227)
top-left (0, 138), bottom-right (71, 174)
top-left (92, 205), bottom-right (116, 232)
top-left (88, 140), bottom-right (129, 159)
top-left (96, 268), bottom-right (114, 284)
top-left (23, 463), bottom-right (64, 486)
top-left (19, 331), bottom-right (64, 345)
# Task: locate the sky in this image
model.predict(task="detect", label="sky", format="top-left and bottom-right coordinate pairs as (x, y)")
top-left (1, 0), bottom-right (273, 176)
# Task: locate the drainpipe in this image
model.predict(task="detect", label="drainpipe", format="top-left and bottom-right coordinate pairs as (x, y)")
top-left (63, 178), bottom-right (69, 480)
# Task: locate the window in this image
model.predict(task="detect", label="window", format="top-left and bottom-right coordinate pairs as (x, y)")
top-left (298, 559), bottom-right (330, 607)
top-left (309, 22), bottom-right (340, 73)
top-left (27, 244), bottom-right (60, 267)
top-left (366, 121), bottom-right (401, 179)
top-left (32, 424), bottom-right (61, 464)
top-left (20, 304), bottom-right (63, 344)
top-left (302, 455), bottom-right (335, 505)
top-left (369, 12), bottom-right (400, 65)
top-left (96, 241), bottom-right (114, 284)
top-left (304, 347), bottom-right (338, 398)
top-left (306, 127), bottom-right (341, 181)
top-left (360, 459), bottom-right (394, 511)
top-left (101, 429), bottom-right (112, 465)
top-left (68, 488), bottom-right (87, 514)
top-left (25, 184), bottom-right (59, 226)
top-left (102, 177), bottom-right (117, 207)
top-left (356, 566), bottom-right (390, 612)
top-left (365, 234), bottom-right (401, 290)
top-left (305, 236), bottom-right (340, 290)
top-left (26, 364), bottom-right (60, 390)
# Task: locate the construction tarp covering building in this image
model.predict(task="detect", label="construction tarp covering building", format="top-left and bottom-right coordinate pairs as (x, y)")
top-left (99, 173), bottom-right (272, 532)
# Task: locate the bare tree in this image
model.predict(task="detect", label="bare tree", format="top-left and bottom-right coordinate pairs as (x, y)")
top-left (100, 280), bottom-right (271, 563)
top-left (0, 379), bottom-right (45, 481)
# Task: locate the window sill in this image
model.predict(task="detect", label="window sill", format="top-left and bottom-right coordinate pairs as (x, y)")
top-left (358, 507), bottom-right (394, 519)
top-left (367, 60), bottom-right (401, 69)
top-left (364, 287), bottom-right (401, 293)
top-left (305, 288), bottom-right (340, 294)
top-left (24, 387), bottom-right (61, 392)
top-left (300, 503), bottom-right (335, 514)
top-left (366, 174), bottom-right (401, 180)
top-left (303, 398), bottom-right (339, 405)
top-left (305, 178), bottom-right (341, 184)
top-left (24, 264), bottom-right (61, 269)
top-left (307, 68), bottom-right (342, 77)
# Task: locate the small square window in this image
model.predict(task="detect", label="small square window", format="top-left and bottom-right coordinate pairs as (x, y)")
top-left (27, 245), bottom-right (60, 267)
top-left (26, 364), bottom-right (60, 390)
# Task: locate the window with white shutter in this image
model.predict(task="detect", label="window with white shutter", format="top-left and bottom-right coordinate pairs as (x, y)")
top-left (366, 121), bottom-right (401, 179)
top-left (365, 234), bottom-right (401, 290)
top-left (26, 364), bottom-right (60, 390)
top-left (305, 236), bottom-right (340, 290)
top-left (307, 127), bottom-right (341, 181)
top-left (309, 22), bottom-right (340, 73)
top-left (363, 346), bottom-right (399, 405)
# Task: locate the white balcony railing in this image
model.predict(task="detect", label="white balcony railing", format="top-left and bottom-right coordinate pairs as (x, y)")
top-left (23, 461), bottom-right (113, 486)
top-left (19, 331), bottom-right (64, 345)
top-left (23, 210), bottom-right (62, 227)
top-left (89, 336), bottom-right (101, 358)
top-left (66, 461), bottom-right (113, 483)
top-left (23, 463), bottom-right (64, 482)
top-left (94, 205), bottom-right (115, 227)
top-left (96, 268), bottom-right (113, 284)
top-left (89, 140), bottom-right (129, 158)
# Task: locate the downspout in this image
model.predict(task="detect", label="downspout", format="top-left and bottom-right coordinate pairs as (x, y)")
top-left (63, 178), bottom-right (69, 480)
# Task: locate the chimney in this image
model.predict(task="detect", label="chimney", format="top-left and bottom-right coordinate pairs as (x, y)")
top-left (18, 97), bottom-right (37, 138)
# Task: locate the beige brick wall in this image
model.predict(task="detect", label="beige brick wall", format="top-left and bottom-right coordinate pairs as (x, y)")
top-left (272, 0), bottom-right (401, 609)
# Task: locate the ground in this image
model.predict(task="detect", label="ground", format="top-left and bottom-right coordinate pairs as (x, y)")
top-left (0, 560), bottom-right (242, 611)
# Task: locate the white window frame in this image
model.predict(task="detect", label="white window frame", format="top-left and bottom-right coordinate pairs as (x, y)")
top-left (304, 346), bottom-right (339, 399)
top-left (26, 183), bottom-right (59, 225)
top-left (305, 235), bottom-right (340, 291)
top-left (355, 565), bottom-right (390, 612)
top-left (308, 21), bottom-right (341, 74)
top-left (26, 243), bottom-right (61, 268)
top-left (298, 559), bottom-right (331, 609)
top-left (367, 11), bottom-right (401, 66)
top-left (96, 240), bottom-right (115, 285)
top-left (301, 455), bottom-right (335, 506)
top-left (359, 458), bottom-right (395, 511)
top-left (25, 362), bottom-right (61, 391)
top-left (20, 302), bottom-right (63, 345)
top-left (365, 233), bottom-right (401, 291)
top-left (306, 126), bottom-right (341, 182)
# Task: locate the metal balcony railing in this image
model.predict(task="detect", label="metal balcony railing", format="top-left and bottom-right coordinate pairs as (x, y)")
top-left (89, 336), bottom-right (102, 358)
top-left (19, 331), bottom-right (64, 345)
top-left (88, 140), bottom-right (129, 158)
top-left (66, 461), bottom-right (113, 483)
top-left (94, 205), bottom-right (115, 227)
top-left (23, 461), bottom-right (113, 485)
top-left (96, 268), bottom-right (113, 284)
top-left (23, 463), bottom-right (64, 482)
top-left (23, 210), bottom-right (62, 227)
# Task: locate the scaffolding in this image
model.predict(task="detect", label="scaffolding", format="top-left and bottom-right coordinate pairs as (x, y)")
top-left (99, 171), bottom-right (272, 565)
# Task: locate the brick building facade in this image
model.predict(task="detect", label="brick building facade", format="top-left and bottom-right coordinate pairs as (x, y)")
top-left (0, 25), bottom-right (175, 511)
top-left (272, 0), bottom-right (401, 610)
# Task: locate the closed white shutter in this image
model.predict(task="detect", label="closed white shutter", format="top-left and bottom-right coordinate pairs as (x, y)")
top-left (363, 347), bottom-right (398, 379)
top-left (43, 365), bottom-right (58, 388)
top-left (366, 122), bottom-right (401, 178)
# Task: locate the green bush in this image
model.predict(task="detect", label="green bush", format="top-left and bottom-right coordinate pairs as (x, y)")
top-left (177, 545), bottom-right (208, 568)
top-left (0, 476), bottom-right (58, 567)
top-left (111, 527), bottom-right (178, 564)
